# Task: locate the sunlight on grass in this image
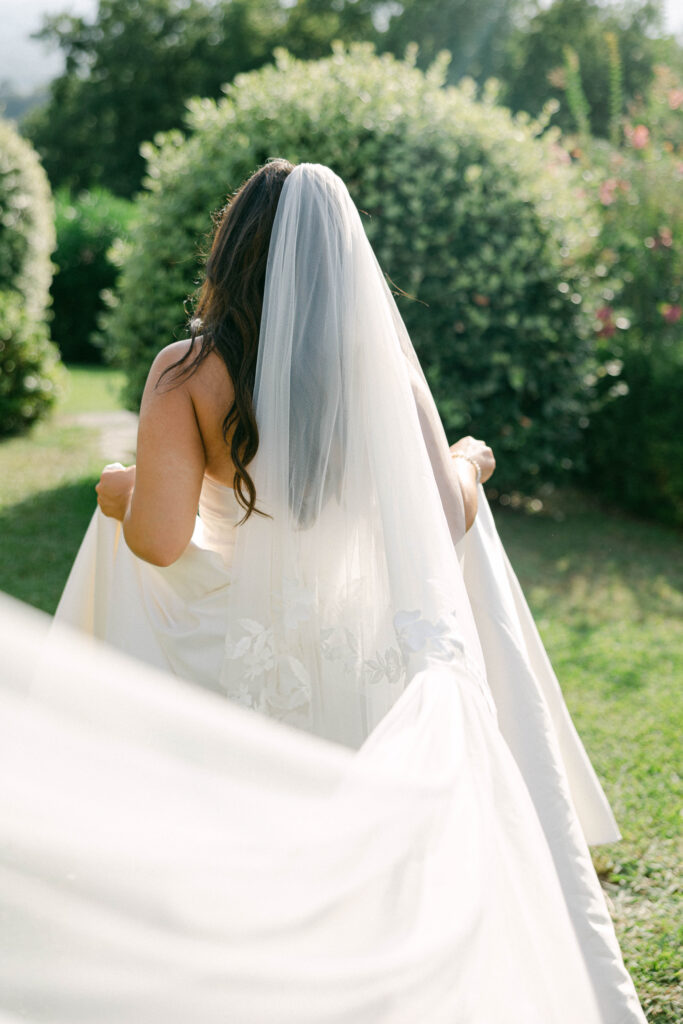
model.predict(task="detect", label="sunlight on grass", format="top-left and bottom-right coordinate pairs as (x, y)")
top-left (0, 418), bottom-right (103, 611)
top-left (497, 501), bottom-right (683, 1024)
top-left (58, 364), bottom-right (127, 415)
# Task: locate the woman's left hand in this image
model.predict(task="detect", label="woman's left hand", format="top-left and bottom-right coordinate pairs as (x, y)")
top-left (95, 463), bottom-right (136, 521)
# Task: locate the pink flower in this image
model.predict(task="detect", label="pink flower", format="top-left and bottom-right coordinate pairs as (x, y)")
top-left (630, 124), bottom-right (650, 149)
top-left (596, 306), bottom-right (616, 338)
top-left (599, 178), bottom-right (618, 205)
top-left (549, 143), bottom-right (571, 166)
top-left (661, 304), bottom-right (681, 324)
top-left (658, 227), bottom-right (673, 248)
top-left (668, 89), bottom-right (683, 111)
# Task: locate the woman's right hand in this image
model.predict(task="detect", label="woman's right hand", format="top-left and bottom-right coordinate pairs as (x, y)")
top-left (449, 436), bottom-right (496, 484)
top-left (95, 463), bottom-right (136, 521)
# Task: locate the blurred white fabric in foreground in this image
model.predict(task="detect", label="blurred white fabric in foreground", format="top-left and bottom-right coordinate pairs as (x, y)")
top-left (0, 590), bottom-right (646, 1023)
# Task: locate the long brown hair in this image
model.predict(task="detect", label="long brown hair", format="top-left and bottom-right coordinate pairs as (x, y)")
top-left (159, 157), bottom-right (295, 521)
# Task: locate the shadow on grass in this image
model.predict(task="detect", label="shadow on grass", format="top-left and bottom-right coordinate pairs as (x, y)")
top-left (0, 476), bottom-right (98, 614)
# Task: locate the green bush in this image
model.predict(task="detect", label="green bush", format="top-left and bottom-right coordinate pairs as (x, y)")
top-left (0, 292), bottom-right (62, 435)
top-left (103, 44), bottom-right (607, 492)
top-left (52, 188), bottom-right (136, 363)
top-left (0, 117), bottom-right (61, 434)
top-left (575, 65), bottom-right (683, 525)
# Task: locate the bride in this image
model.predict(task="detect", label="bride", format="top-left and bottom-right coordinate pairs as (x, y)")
top-left (0, 160), bottom-right (648, 1022)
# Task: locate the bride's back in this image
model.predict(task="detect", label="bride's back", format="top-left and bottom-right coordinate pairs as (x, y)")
top-left (182, 343), bottom-right (239, 490)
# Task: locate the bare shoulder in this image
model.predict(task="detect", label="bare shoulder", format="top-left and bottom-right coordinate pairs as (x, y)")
top-left (146, 338), bottom-right (196, 390)
top-left (142, 337), bottom-right (234, 422)
top-left (186, 342), bottom-right (235, 405)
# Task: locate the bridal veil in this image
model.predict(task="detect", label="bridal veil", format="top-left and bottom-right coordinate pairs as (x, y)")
top-left (220, 162), bottom-right (488, 744)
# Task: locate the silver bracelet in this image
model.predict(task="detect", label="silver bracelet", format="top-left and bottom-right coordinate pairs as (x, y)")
top-left (451, 452), bottom-right (482, 485)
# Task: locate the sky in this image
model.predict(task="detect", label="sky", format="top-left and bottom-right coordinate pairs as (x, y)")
top-left (1, 0), bottom-right (682, 92)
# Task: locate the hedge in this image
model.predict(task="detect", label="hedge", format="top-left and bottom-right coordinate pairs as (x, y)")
top-left (0, 117), bottom-right (61, 434)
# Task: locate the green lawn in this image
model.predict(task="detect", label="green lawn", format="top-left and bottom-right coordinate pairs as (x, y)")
top-left (0, 366), bottom-right (681, 1021)
top-left (0, 365), bottom-right (126, 610)
top-left (497, 501), bottom-right (682, 1024)
top-left (59, 363), bottom-right (127, 415)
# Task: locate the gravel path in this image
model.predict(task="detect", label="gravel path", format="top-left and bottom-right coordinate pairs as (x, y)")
top-left (68, 410), bottom-right (139, 465)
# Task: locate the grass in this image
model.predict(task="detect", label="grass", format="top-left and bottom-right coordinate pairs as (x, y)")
top-left (59, 364), bottom-right (127, 415)
top-left (0, 364), bottom-right (125, 610)
top-left (497, 497), bottom-right (682, 1023)
top-left (0, 365), bottom-right (681, 1020)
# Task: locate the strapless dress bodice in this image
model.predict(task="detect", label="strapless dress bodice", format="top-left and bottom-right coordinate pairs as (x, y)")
top-left (196, 476), bottom-right (243, 566)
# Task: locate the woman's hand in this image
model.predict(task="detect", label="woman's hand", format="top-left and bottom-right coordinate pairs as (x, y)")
top-left (449, 436), bottom-right (496, 484)
top-left (448, 437), bottom-right (495, 532)
top-left (95, 464), bottom-right (136, 521)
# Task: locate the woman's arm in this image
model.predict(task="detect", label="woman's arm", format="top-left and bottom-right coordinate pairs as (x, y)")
top-left (96, 342), bottom-right (206, 566)
top-left (407, 360), bottom-right (494, 537)
top-left (449, 436), bottom-right (496, 531)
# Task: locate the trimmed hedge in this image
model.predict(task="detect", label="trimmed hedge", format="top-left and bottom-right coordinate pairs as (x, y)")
top-left (102, 44), bottom-right (605, 492)
top-left (51, 188), bottom-right (136, 363)
top-left (0, 117), bottom-right (61, 434)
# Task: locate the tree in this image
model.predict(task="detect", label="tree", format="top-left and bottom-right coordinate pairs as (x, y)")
top-left (24, 0), bottom-right (288, 197)
top-left (23, 0), bottom-right (384, 198)
top-left (376, 0), bottom-right (527, 85)
top-left (499, 0), bottom-right (675, 138)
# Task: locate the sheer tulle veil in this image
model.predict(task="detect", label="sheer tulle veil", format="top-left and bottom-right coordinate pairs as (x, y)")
top-left (221, 162), bottom-right (491, 744)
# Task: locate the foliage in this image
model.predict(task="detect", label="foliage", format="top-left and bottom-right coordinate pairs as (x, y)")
top-left (573, 63), bottom-right (683, 524)
top-left (375, 0), bottom-right (525, 85)
top-left (499, 0), bottom-right (671, 139)
top-left (102, 44), bottom-right (608, 493)
top-left (22, 0), bottom-right (383, 198)
top-left (0, 117), bottom-right (54, 311)
top-left (21, 0), bottom-right (544, 199)
top-left (0, 117), bottom-right (62, 435)
top-left (0, 293), bottom-right (63, 436)
top-left (51, 188), bottom-right (137, 363)
top-left (563, 44), bottom-right (592, 137)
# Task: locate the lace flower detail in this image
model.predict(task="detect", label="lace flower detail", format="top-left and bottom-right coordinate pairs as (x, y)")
top-left (224, 617), bottom-right (311, 719)
top-left (225, 618), bottom-right (275, 679)
top-left (320, 625), bottom-right (361, 673)
top-left (258, 654), bottom-right (310, 714)
top-left (363, 645), bottom-right (404, 686)
top-left (393, 609), bottom-right (463, 660)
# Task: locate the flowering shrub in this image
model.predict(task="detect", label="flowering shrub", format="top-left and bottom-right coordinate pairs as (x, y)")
top-left (573, 64), bottom-right (683, 524)
top-left (0, 118), bottom-right (62, 435)
top-left (102, 44), bottom-right (607, 493)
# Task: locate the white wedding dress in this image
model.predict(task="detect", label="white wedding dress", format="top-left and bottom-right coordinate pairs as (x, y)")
top-left (0, 163), bottom-right (649, 1023)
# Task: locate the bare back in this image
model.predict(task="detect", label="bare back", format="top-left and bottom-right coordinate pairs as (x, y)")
top-left (184, 344), bottom-right (239, 489)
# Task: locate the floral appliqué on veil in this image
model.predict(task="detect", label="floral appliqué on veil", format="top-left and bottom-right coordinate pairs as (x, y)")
top-left (223, 576), bottom-right (468, 720)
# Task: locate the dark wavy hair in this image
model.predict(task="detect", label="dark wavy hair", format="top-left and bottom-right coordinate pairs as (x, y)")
top-left (159, 157), bottom-right (295, 521)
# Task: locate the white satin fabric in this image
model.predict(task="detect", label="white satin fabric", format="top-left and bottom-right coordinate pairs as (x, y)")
top-left (2, 576), bottom-right (645, 1024)
top-left (8, 475), bottom-right (644, 1022)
